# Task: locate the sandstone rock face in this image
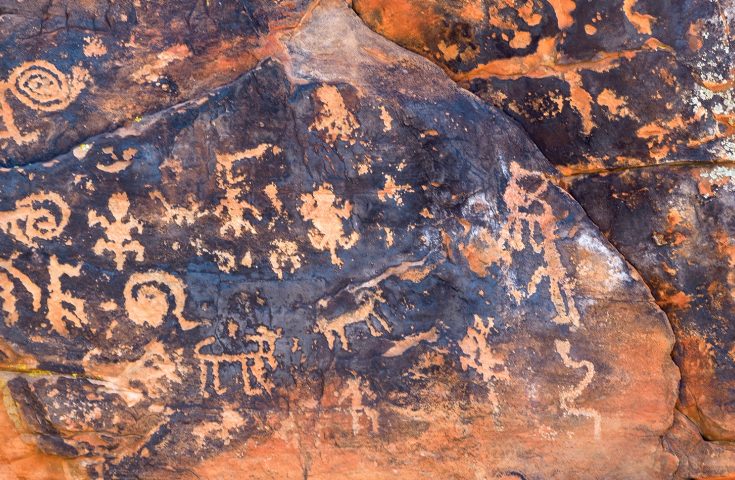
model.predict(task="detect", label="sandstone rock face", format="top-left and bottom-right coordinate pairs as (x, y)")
top-left (0, 0), bottom-right (725, 479)
top-left (354, 0), bottom-right (735, 474)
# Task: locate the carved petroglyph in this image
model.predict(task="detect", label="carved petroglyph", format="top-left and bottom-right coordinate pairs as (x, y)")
top-left (316, 290), bottom-right (389, 351)
top-left (47, 255), bottom-right (88, 336)
top-left (459, 314), bottom-right (509, 414)
top-left (0, 60), bottom-right (89, 145)
top-left (195, 325), bottom-right (282, 397)
top-left (0, 256), bottom-right (41, 326)
top-left (338, 376), bottom-right (380, 435)
top-left (299, 183), bottom-right (359, 267)
top-left (88, 192), bottom-right (144, 270)
top-left (0, 192), bottom-right (70, 247)
top-left (316, 257), bottom-right (432, 351)
top-left (461, 162), bottom-right (580, 327)
top-left (124, 271), bottom-right (197, 330)
top-left (269, 239), bottom-right (302, 279)
top-left (96, 146), bottom-right (136, 173)
top-left (309, 85), bottom-right (359, 145)
top-left (215, 144), bottom-right (281, 237)
top-left (555, 339), bottom-right (602, 440)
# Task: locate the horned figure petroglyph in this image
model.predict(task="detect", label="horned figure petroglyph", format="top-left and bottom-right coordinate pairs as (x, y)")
top-left (0, 60), bottom-right (89, 145)
top-left (196, 325), bottom-right (282, 397)
top-left (315, 290), bottom-right (390, 351)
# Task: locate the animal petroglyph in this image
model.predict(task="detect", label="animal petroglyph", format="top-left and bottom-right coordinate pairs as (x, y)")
top-left (195, 325), bottom-right (282, 397)
top-left (555, 339), bottom-right (602, 440)
top-left (47, 255), bottom-right (88, 336)
top-left (461, 162), bottom-right (580, 327)
top-left (316, 290), bottom-right (389, 351)
top-left (88, 192), bottom-right (144, 270)
top-left (299, 183), bottom-right (359, 267)
top-left (0, 192), bottom-right (70, 247)
top-left (0, 60), bottom-right (88, 145)
top-left (124, 271), bottom-right (197, 330)
top-left (316, 257), bottom-right (433, 351)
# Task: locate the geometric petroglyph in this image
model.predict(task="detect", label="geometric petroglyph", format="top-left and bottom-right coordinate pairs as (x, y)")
top-left (88, 192), bottom-right (144, 270)
top-left (123, 271), bottom-right (197, 330)
top-left (195, 325), bottom-right (282, 397)
top-left (0, 192), bottom-right (70, 247)
top-left (0, 60), bottom-right (88, 145)
top-left (555, 339), bottom-right (602, 440)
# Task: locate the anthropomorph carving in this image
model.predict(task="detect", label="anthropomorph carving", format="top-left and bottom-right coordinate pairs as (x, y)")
top-left (88, 192), bottom-right (144, 270)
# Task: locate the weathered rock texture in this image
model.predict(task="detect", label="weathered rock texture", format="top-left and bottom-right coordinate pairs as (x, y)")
top-left (354, 0), bottom-right (735, 477)
top-left (0, 0), bottom-right (728, 478)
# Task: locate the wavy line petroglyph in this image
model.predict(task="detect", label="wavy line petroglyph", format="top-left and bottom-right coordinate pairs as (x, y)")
top-left (124, 271), bottom-right (197, 330)
top-left (0, 192), bottom-right (70, 247)
top-left (0, 60), bottom-right (89, 145)
top-left (195, 325), bottom-right (282, 397)
top-left (88, 192), bottom-right (145, 270)
top-left (460, 162), bottom-right (580, 328)
top-left (555, 339), bottom-right (602, 440)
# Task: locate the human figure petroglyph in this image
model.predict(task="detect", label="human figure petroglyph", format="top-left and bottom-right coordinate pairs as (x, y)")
top-left (88, 192), bottom-right (144, 270)
top-left (214, 143), bottom-right (281, 237)
top-left (555, 339), bottom-right (602, 440)
top-left (299, 183), bottom-right (360, 267)
top-left (0, 192), bottom-right (70, 247)
top-left (196, 325), bottom-right (282, 397)
top-left (0, 256), bottom-right (42, 327)
top-left (462, 162), bottom-right (580, 327)
top-left (124, 271), bottom-right (197, 330)
top-left (0, 60), bottom-right (88, 145)
top-left (459, 314), bottom-right (509, 415)
top-left (47, 255), bottom-right (88, 336)
top-left (338, 376), bottom-right (380, 434)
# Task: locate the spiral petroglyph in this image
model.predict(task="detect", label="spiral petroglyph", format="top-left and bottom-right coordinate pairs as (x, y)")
top-left (0, 60), bottom-right (89, 145)
top-left (124, 271), bottom-right (197, 330)
top-left (0, 192), bottom-right (70, 247)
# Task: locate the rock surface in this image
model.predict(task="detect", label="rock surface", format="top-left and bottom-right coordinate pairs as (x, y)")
top-left (0, 0), bottom-right (726, 479)
top-left (354, 0), bottom-right (735, 474)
